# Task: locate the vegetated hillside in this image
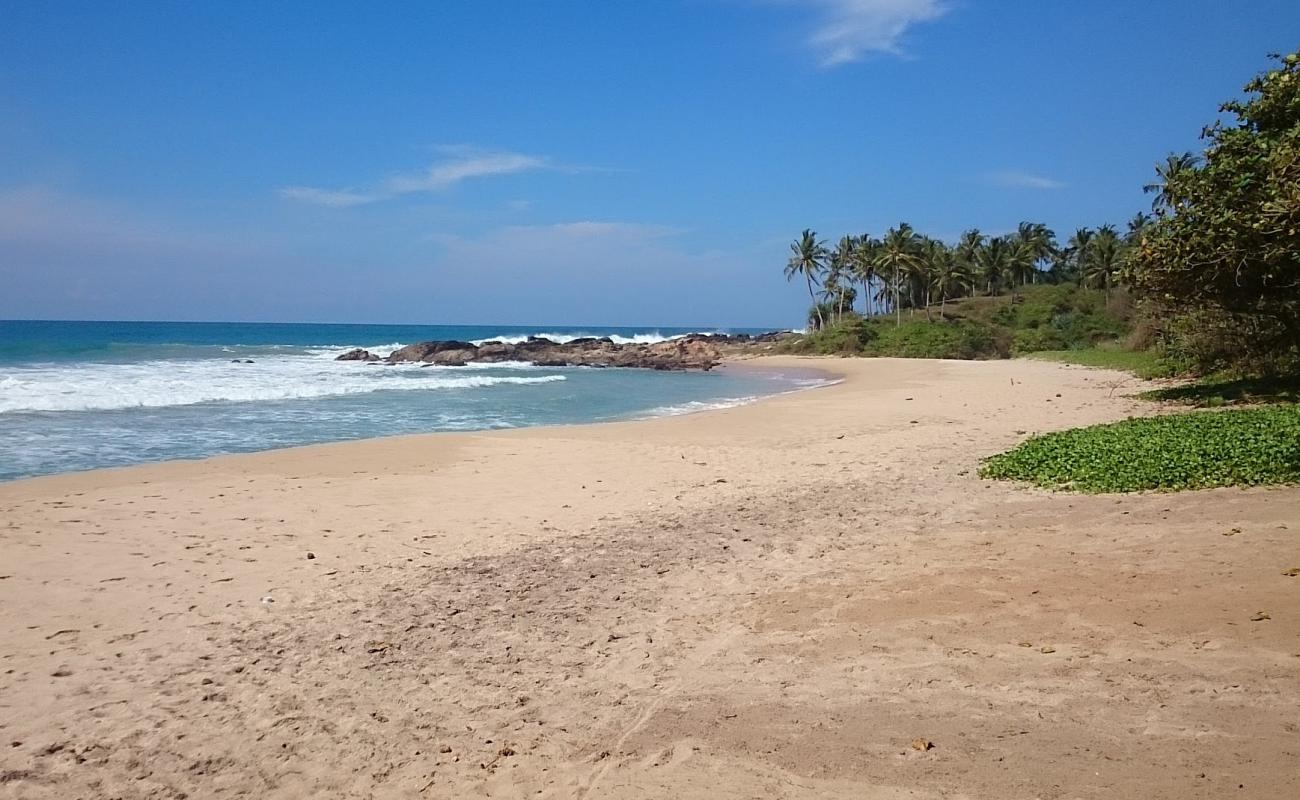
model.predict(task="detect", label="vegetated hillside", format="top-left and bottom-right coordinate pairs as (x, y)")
top-left (784, 285), bottom-right (1131, 360)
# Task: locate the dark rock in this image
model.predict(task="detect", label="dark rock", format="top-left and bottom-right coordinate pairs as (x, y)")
top-left (371, 335), bottom-right (733, 371)
top-left (474, 344), bottom-right (513, 362)
top-left (387, 341), bottom-right (479, 363)
top-left (424, 348), bottom-right (478, 366)
top-left (336, 348), bottom-right (379, 362)
top-left (567, 337), bottom-right (612, 348)
top-left (515, 337), bottom-right (559, 352)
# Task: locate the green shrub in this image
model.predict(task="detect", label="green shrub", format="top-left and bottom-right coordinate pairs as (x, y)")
top-left (980, 404), bottom-right (1300, 492)
top-left (992, 287), bottom-right (1128, 354)
top-left (1012, 327), bottom-right (1071, 354)
top-left (1155, 308), bottom-right (1300, 377)
top-left (784, 286), bottom-right (1136, 362)
top-left (869, 319), bottom-right (1004, 359)
top-left (784, 316), bottom-right (877, 355)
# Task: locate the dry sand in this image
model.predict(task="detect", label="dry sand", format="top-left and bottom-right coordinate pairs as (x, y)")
top-left (1, 356), bottom-right (1297, 799)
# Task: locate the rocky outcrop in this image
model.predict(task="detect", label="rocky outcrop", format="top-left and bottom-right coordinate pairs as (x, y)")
top-left (386, 341), bottom-right (479, 364)
top-left (336, 348), bottom-right (380, 362)
top-left (335, 331), bottom-right (795, 369)
top-left (335, 332), bottom-right (797, 370)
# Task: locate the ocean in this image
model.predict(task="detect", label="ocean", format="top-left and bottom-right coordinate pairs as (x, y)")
top-left (0, 320), bottom-right (824, 482)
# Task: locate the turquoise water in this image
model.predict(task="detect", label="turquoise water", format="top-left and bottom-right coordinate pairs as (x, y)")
top-left (0, 320), bottom-right (820, 482)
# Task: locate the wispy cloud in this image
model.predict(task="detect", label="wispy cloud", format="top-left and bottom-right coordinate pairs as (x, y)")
top-left (280, 146), bottom-right (587, 207)
top-left (384, 147), bottom-right (547, 194)
top-left (428, 221), bottom-right (680, 253)
top-left (798, 0), bottom-right (950, 67)
top-left (985, 171), bottom-right (1067, 190)
top-left (540, 221), bottom-right (679, 240)
top-left (277, 186), bottom-right (379, 208)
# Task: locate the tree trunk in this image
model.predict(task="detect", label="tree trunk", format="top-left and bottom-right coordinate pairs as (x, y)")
top-left (894, 266), bottom-right (901, 327)
top-left (807, 276), bottom-right (824, 331)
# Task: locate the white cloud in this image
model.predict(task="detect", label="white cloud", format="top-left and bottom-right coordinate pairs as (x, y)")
top-left (542, 221), bottom-right (679, 240)
top-left (800, 0), bottom-right (950, 67)
top-left (985, 171), bottom-right (1067, 190)
top-left (385, 148), bottom-right (547, 194)
top-left (280, 146), bottom-right (567, 207)
top-left (277, 186), bottom-right (378, 207)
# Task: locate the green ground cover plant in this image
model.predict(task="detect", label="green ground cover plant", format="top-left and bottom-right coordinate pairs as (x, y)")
top-left (979, 404), bottom-right (1300, 492)
top-left (1027, 348), bottom-right (1175, 379)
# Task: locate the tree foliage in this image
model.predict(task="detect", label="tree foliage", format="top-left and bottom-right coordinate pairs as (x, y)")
top-left (786, 229), bottom-right (828, 330)
top-left (1127, 50), bottom-right (1300, 369)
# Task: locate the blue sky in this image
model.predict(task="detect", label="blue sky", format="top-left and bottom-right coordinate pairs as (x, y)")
top-left (1, 1), bottom-right (1297, 327)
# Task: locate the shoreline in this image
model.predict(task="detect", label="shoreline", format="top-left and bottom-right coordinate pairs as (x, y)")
top-left (2, 355), bottom-right (1297, 798)
top-left (0, 356), bottom-right (845, 490)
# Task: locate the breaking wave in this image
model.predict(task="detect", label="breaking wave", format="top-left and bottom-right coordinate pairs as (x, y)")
top-left (0, 359), bottom-right (566, 414)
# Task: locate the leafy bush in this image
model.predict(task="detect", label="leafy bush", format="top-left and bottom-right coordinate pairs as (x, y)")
top-left (789, 316), bottom-right (878, 354)
top-left (785, 286), bottom-right (1132, 361)
top-left (870, 319), bottom-right (1004, 359)
top-left (980, 404), bottom-right (1300, 492)
top-left (1127, 51), bottom-right (1300, 374)
top-left (1012, 326), bottom-right (1071, 354)
top-left (989, 286), bottom-right (1129, 355)
top-left (1154, 308), bottom-right (1300, 377)
top-left (785, 316), bottom-right (1006, 359)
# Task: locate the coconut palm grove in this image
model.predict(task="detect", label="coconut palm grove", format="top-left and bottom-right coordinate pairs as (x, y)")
top-left (784, 48), bottom-right (1300, 383)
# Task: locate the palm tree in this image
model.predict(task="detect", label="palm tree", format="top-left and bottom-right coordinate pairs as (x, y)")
top-left (1013, 221), bottom-right (1057, 284)
top-left (851, 235), bottom-right (880, 316)
top-left (1143, 152), bottom-right (1199, 212)
top-left (976, 235), bottom-right (1011, 296)
top-left (786, 229), bottom-right (828, 330)
top-left (876, 223), bottom-right (922, 325)
top-left (1064, 227), bottom-right (1095, 286)
top-left (928, 246), bottom-right (972, 318)
top-left (1083, 225), bottom-right (1123, 299)
top-left (1125, 212), bottom-right (1152, 245)
top-left (817, 279), bottom-right (856, 319)
top-left (1006, 237), bottom-right (1038, 291)
top-left (828, 236), bottom-right (857, 323)
top-left (955, 229), bottom-right (985, 267)
top-left (954, 229), bottom-right (985, 290)
top-left (916, 237), bottom-right (951, 318)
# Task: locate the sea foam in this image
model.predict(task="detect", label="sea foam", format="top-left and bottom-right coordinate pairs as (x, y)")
top-left (0, 357), bottom-right (566, 414)
top-left (468, 330), bottom-right (725, 347)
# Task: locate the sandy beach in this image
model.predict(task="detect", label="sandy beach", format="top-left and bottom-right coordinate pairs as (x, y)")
top-left (1, 355), bottom-right (1297, 799)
